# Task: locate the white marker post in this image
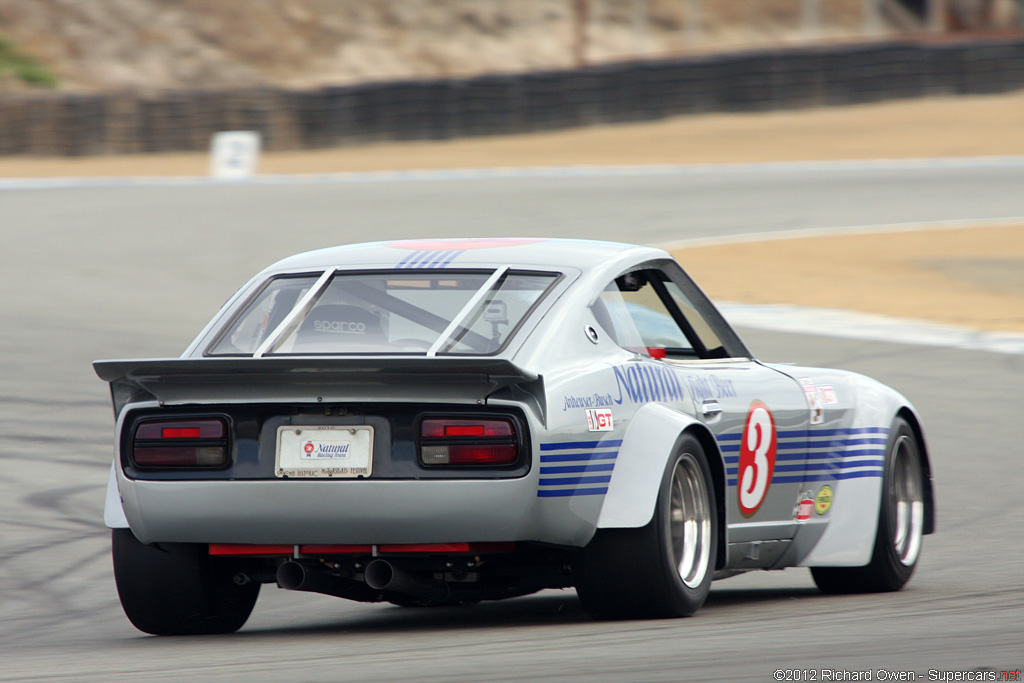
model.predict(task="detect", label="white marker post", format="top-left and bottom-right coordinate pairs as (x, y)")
top-left (209, 131), bottom-right (261, 179)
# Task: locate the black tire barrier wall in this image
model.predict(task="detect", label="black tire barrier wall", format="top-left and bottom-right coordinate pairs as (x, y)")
top-left (1, 37), bottom-right (1023, 157)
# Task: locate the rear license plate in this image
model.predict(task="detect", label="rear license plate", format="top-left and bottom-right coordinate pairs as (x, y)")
top-left (275, 425), bottom-right (374, 478)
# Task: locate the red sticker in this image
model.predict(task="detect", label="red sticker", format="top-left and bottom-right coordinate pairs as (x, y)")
top-left (795, 498), bottom-right (814, 522)
top-left (388, 238), bottom-right (543, 250)
top-left (737, 401), bottom-right (777, 517)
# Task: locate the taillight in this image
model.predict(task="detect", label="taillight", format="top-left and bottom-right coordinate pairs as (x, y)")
top-left (420, 417), bottom-right (519, 466)
top-left (132, 418), bottom-right (229, 468)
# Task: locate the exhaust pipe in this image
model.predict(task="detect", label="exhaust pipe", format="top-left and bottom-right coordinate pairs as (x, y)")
top-left (364, 559), bottom-right (450, 602)
top-left (276, 561), bottom-right (378, 602)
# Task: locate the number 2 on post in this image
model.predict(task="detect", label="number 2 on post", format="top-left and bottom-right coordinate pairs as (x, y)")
top-left (738, 401), bottom-right (777, 517)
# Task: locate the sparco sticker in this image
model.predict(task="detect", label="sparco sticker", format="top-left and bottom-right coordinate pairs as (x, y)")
top-left (585, 408), bottom-right (614, 432)
top-left (738, 401), bottom-right (777, 517)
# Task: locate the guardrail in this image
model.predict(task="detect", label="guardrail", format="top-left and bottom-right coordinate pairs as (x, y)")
top-left (1, 36), bottom-right (1022, 157)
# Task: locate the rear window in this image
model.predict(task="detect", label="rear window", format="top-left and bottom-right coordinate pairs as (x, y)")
top-left (208, 269), bottom-right (558, 356)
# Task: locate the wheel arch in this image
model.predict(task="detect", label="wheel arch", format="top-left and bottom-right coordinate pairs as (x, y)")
top-left (596, 403), bottom-right (727, 570)
top-left (684, 423), bottom-right (728, 571)
top-left (897, 406), bottom-right (936, 535)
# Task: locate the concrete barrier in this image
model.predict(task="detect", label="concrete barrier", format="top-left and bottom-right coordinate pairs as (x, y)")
top-left (1, 37), bottom-right (1022, 157)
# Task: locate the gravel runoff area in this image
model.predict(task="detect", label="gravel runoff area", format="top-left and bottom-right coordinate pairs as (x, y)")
top-left (2, 90), bottom-right (1022, 334)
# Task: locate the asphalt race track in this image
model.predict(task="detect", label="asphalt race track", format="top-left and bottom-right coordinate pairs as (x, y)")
top-left (2, 160), bottom-right (1023, 681)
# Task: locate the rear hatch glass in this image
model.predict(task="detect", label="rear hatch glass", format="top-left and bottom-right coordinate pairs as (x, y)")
top-left (208, 269), bottom-right (558, 357)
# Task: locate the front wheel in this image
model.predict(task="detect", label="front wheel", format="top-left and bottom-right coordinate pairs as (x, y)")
top-left (575, 434), bottom-right (717, 619)
top-left (112, 529), bottom-right (260, 635)
top-left (811, 417), bottom-right (925, 593)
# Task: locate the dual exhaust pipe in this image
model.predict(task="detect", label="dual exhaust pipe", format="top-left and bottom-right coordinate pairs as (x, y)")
top-left (277, 559), bottom-right (449, 602)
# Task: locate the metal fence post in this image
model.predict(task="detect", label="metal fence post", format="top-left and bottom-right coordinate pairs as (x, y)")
top-left (929, 0), bottom-right (948, 31)
top-left (863, 0), bottom-right (882, 35)
top-left (685, 0), bottom-right (702, 47)
top-left (802, 0), bottom-right (822, 39)
top-left (632, 0), bottom-right (647, 56)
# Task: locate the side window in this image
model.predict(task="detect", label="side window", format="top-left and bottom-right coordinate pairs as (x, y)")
top-left (662, 280), bottom-right (723, 354)
top-left (591, 269), bottom-right (727, 359)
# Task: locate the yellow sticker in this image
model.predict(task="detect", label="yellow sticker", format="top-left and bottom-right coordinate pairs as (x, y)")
top-left (815, 485), bottom-right (834, 515)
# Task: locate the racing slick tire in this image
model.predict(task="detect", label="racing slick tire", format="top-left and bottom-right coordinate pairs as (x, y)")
top-left (811, 417), bottom-right (925, 594)
top-left (112, 529), bottom-right (260, 635)
top-left (574, 434), bottom-right (717, 619)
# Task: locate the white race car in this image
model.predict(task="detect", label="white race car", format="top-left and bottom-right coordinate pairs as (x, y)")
top-left (95, 238), bottom-right (934, 634)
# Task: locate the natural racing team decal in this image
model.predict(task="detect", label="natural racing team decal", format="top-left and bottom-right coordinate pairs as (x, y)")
top-left (738, 401), bottom-right (777, 517)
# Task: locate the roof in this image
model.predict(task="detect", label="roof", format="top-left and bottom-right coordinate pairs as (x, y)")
top-left (262, 238), bottom-right (670, 275)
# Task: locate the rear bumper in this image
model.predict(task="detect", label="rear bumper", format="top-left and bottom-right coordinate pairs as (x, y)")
top-left (119, 476), bottom-right (544, 546)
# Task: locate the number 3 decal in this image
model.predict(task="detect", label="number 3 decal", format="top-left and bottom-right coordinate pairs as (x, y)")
top-left (738, 401), bottom-right (777, 517)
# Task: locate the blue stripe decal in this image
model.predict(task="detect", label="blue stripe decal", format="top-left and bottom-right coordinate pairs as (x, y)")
top-left (724, 449), bottom-right (874, 464)
top-left (841, 437), bottom-right (888, 446)
top-left (728, 470), bottom-right (883, 486)
top-left (538, 439), bottom-right (621, 497)
top-left (720, 441), bottom-right (806, 453)
top-left (808, 446), bottom-right (885, 456)
top-left (401, 250), bottom-right (432, 269)
top-left (541, 440), bottom-right (623, 451)
top-left (438, 250), bottom-right (463, 268)
top-left (773, 463), bottom-right (812, 473)
top-left (716, 428), bottom-right (884, 444)
top-left (539, 475), bottom-right (613, 487)
top-left (540, 451), bottom-right (618, 463)
top-left (717, 427), bottom-right (888, 442)
top-left (538, 488), bottom-right (609, 498)
top-left (415, 250), bottom-right (442, 268)
top-left (718, 425), bottom-right (890, 487)
top-left (801, 471), bottom-right (884, 481)
top-left (424, 250), bottom-right (454, 268)
top-left (830, 458), bottom-right (885, 468)
top-left (540, 463), bottom-right (616, 474)
top-left (396, 250), bottom-right (425, 268)
top-left (395, 248), bottom-right (467, 269)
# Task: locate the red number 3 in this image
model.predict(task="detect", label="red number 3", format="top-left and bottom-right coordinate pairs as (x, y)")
top-left (738, 401), bottom-right (777, 517)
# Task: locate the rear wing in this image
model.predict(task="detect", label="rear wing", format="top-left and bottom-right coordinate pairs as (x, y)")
top-left (94, 357), bottom-right (543, 417)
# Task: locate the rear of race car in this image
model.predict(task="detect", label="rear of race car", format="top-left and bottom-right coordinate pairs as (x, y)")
top-left (96, 355), bottom-right (585, 633)
top-left (93, 242), bottom-right (666, 633)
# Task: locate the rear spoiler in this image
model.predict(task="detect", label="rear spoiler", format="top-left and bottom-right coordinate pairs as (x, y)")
top-left (94, 357), bottom-right (542, 417)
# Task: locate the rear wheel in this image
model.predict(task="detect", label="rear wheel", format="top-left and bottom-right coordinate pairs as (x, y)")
top-left (575, 434), bottom-right (717, 619)
top-left (811, 417), bottom-right (924, 594)
top-left (112, 529), bottom-right (259, 635)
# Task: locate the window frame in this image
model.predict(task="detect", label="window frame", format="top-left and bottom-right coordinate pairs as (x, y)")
top-left (596, 260), bottom-right (751, 361)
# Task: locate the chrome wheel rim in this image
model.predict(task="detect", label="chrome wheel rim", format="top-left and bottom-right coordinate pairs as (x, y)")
top-left (889, 435), bottom-right (924, 566)
top-left (669, 453), bottom-right (712, 588)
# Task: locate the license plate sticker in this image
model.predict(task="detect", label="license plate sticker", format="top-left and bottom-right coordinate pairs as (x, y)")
top-left (275, 425), bottom-right (374, 478)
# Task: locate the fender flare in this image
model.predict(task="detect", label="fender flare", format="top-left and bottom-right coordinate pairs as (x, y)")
top-left (799, 402), bottom-right (934, 568)
top-left (596, 403), bottom-right (727, 568)
top-left (104, 460), bottom-right (130, 528)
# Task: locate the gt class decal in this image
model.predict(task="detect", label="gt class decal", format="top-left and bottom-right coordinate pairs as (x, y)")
top-left (586, 408), bottom-right (614, 432)
top-left (738, 401), bottom-right (777, 517)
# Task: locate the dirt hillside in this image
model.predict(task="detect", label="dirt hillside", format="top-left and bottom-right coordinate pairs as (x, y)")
top-left (0, 0), bottom-right (889, 93)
